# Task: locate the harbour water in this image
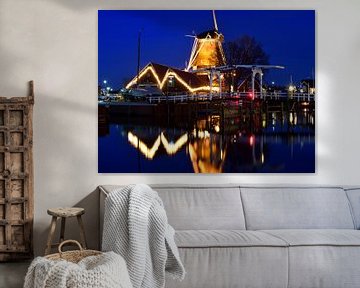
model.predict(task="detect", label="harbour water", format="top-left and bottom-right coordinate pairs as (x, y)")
top-left (98, 101), bottom-right (315, 173)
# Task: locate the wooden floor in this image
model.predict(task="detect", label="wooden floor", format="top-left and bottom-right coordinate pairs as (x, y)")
top-left (0, 261), bottom-right (30, 288)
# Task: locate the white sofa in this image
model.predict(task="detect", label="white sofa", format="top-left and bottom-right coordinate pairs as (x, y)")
top-left (99, 185), bottom-right (360, 288)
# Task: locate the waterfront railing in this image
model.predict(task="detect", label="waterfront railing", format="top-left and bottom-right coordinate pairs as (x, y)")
top-left (148, 92), bottom-right (315, 104)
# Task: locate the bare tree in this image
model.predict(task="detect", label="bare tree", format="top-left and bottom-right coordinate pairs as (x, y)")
top-left (224, 36), bottom-right (269, 91)
top-left (225, 35), bottom-right (269, 65)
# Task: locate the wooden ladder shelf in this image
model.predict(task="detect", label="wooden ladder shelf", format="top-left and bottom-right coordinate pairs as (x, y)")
top-left (0, 81), bottom-right (34, 261)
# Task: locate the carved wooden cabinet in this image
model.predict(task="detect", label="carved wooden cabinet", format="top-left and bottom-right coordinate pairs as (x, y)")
top-left (0, 81), bottom-right (34, 261)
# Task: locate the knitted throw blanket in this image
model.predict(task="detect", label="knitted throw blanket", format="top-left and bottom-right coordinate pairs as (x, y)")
top-left (24, 251), bottom-right (133, 288)
top-left (102, 184), bottom-right (185, 288)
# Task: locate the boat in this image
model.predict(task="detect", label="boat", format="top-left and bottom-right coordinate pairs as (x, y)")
top-left (122, 84), bottom-right (164, 102)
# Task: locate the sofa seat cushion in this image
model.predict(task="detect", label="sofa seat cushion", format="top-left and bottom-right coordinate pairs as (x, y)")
top-left (166, 246), bottom-right (289, 288)
top-left (262, 229), bottom-right (360, 246)
top-left (175, 230), bottom-right (288, 248)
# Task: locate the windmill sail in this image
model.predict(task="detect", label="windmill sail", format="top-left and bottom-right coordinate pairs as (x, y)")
top-left (213, 10), bottom-right (218, 31)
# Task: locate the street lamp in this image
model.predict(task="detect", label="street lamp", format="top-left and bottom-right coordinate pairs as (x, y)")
top-left (231, 71), bottom-right (236, 93)
top-left (288, 85), bottom-right (296, 92)
top-left (288, 85), bottom-right (296, 99)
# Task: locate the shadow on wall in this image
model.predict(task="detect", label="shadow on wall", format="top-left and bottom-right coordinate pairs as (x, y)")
top-left (0, 0), bottom-right (101, 257)
top-left (29, 80), bottom-right (98, 257)
top-left (39, 188), bottom-right (100, 256)
top-left (31, 84), bottom-right (97, 255)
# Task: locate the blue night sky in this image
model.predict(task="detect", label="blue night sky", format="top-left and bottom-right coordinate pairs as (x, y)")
top-left (98, 10), bottom-right (315, 89)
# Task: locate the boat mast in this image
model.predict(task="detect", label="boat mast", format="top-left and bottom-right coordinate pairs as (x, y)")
top-left (136, 30), bottom-right (141, 87)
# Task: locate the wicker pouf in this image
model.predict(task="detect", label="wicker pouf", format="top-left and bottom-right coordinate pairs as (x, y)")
top-left (24, 240), bottom-right (133, 288)
top-left (45, 240), bottom-right (100, 263)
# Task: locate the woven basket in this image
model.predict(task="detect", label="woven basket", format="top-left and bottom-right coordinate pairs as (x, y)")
top-left (45, 240), bottom-right (102, 263)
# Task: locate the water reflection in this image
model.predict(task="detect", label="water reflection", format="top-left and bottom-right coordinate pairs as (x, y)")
top-left (189, 130), bottom-right (226, 173)
top-left (98, 110), bottom-right (315, 173)
top-left (127, 131), bottom-right (188, 159)
top-left (127, 132), bottom-right (161, 160)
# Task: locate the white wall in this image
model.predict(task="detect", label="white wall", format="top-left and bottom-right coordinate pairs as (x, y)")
top-left (0, 0), bottom-right (359, 256)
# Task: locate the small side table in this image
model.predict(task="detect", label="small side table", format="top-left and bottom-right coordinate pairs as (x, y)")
top-left (45, 207), bottom-right (87, 255)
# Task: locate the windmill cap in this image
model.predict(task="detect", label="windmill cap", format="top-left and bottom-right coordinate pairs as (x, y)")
top-left (196, 29), bottom-right (223, 39)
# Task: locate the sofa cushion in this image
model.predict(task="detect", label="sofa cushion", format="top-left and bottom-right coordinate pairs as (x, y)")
top-left (345, 188), bottom-right (360, 229)
top-left (175, 230), bottom-right (288, 248)
top-left (153, 186), bottom-right (246, 230)
top-left (165, 247), bottom-right (288, 288)
top-left (241, 187), bottom-right (355, 230)
top-left (261, 230), bottom-right (360, 287)
top-left (261, 229), bottom-right (360, 246)
top-left (287, 246), bottom-right (360, 288)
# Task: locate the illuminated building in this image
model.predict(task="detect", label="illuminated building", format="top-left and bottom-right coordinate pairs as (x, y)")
top-left (126, 11), bottom-right (225, 95)
top-left (186, 11), bottom-right (226, 72)
top-left (125, 11), bottom-right (284, 97)
top-left (126, 62), bottom-right (217, 94)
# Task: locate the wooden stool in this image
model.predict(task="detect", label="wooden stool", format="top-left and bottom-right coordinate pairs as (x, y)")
top-left (45, 207), bottom-right (87, 255)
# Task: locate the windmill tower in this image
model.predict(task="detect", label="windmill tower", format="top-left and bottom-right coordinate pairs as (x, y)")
top-left (186, 11), bottom-right (226, 73)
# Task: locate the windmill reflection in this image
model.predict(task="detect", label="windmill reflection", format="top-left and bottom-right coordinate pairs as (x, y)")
top-left (188, 129), bottom-right (227, 173)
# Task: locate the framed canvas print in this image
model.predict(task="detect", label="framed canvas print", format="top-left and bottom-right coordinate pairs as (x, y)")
top-left (98, 10), bottom-right (315, 173)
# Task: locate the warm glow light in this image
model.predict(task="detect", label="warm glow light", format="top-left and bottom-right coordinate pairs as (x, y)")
top-left (160, 71), bottom-right (219, 93)
top-left (127, 132), bottom-right (161, 159)
top-left (187, 38), bottom-right (207, 70)
top-left (188, 143), bottom-right (200, 173)
top-left (262, 119), bottom-right (266, 128)
top-left (187, 31), bottom-right (226, 71)
top-left (289, 85), bottom-right (296, 92)
top-left (128, 131), bottom-right (189, 159)
top-left (126, 64), bottom-right (220, 93)
top-left (126, 65), bottom-right (162, 89)
top-left (188, 137), bottom-right (227, 173)
top-left (161, 133), bottom-right (188, 154)
top-left (192, 129), bottom-right (210, 138)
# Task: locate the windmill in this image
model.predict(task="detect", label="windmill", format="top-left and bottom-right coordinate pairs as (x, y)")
top-left (186, 11), bottom-right (226, 73)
